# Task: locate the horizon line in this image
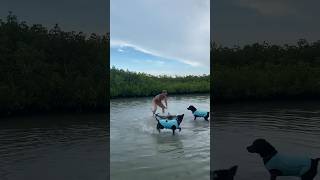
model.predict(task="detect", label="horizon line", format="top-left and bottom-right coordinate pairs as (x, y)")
top-left (110, 67), bottom-right (210, 77)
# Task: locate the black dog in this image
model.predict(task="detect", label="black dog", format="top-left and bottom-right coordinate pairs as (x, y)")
top-left (155, 114), bottom-right (184, 135)
top-left (187, 105), bottom-right (209, 121)
top-left (247, 138), bottom-right (320, 180)
top-left (212, 166), bottom-right (238, 180)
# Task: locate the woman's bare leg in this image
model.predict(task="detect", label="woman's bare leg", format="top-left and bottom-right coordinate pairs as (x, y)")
top-left (156, 102), bottom-right (166, 114)
top-left (152, 100), bottom-right (157, 116)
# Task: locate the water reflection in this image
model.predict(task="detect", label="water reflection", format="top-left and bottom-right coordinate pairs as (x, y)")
top-left (213, 101), bottom-right (320, 180)
top-left (0, 114), bottom-right (107, 180)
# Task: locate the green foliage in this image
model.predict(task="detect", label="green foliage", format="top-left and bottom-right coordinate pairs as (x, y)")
top-left (0, 13), bottom-right (108, 115)
top-left (211, 40), bottom-right (320, 101)
top-left (110, 67), bottom-right (210, 98)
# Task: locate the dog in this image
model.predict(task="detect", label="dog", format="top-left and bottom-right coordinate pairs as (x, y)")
top-left (187, 105), bottom-right (209, 121)
top-left (212, 166), bottom-right (238, 180)
top-left (247, 138), bottom-right (320, 180)
top-left (155, 113), bottom-right (184, 135)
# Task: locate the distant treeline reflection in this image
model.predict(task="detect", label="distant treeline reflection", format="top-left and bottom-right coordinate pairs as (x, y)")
top-left (110, 67), bottom-right (210, 98)
top-left (0, 13), bottom-right (108, 115)
top-left (212, 40), bottom-right (320, 101)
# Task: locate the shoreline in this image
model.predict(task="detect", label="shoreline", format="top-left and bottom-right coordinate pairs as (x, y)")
top-left (110, 92), bottom-right (210, 99)
top-left (2, 97), bottom-right (320, 118)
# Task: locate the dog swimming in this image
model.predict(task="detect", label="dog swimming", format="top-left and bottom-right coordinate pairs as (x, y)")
top-left (154, 113), bottom-right (184, 135)
top-left (247, 138), bottom-right (320, 180)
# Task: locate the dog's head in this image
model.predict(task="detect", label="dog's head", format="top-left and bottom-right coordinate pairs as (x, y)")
top-left (176, 114), bottom-right (184, 125)
top-left (247, 139), bottom-right (277, 158)
top-left (187, 105), bottom-right (197, 112)
top-left (212, 166), bottom-right (238, 180)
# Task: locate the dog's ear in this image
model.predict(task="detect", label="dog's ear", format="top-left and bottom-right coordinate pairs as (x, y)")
top-left (229, 166), bottom-right (238, 176)
top-left (252, 139), bottom-right (277, 156)
top-left (263, 140), bottom-right (276, 154)
top-left (256, 139), bottom-right (272, 148)
top-left (252, 138), bottom-right (267, 148)
top-left (178, 114), bottom-right (184, 120)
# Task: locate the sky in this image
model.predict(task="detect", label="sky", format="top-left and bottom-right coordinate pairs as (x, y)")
top-left (2, 0), bottom-right (320, 66)
top-left (110, 0), bottom-right (210, 76)
top-left (0, 0), bottom-right (109, 35)
top-left (213, 0), bottom-right (320, 46)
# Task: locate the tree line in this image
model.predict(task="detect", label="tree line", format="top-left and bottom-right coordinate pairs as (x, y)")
top-left (2, 13), bottom-right (319, 115)
top-left (110, 67), bottom-right (210, 98)
top-left (211, 40), bottom-right (320, 101)
top-left (0, 13), bottom-right (108, 115)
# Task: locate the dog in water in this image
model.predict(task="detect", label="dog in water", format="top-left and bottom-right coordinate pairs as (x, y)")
top-left (155, 113), bottom-right (184, 135)
top-left (247, 138), bottom-right (320, 180)
top-left (212, 166), bottom-right (238, 180)
top-left (187, 105), bottom-right (209, 121)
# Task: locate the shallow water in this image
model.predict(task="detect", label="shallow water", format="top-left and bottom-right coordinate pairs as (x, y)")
top-left (110, 94), bottom-right (210, 180)
top-left (0, 114), bottom-right (108, 180)
top-left (212, 101), bottom-right (320, 180)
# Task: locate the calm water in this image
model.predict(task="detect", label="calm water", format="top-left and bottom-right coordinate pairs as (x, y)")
top-left (0, 114), bottom-right (108, 180)
top-left (212, 101), bottom-right (320, 180)
top-left (110, 95), bottom-right (210, 180)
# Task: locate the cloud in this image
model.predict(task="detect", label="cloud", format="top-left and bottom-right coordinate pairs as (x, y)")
top-left (111, 40), bottom-right (161, 61)
top-left (111, 40), bottom-right (157, 56)
top-left (234, 0), bottom-right (297, 16)
top-left (110, 0), bottom-right (210, 67)
top-left (111, 39), bottom-right (202, 67)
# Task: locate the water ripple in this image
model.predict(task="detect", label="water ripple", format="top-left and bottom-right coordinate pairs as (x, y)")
top-left (213, 101), bottom-right (320, 180)
top-left (111, 95), bottom-right (210, 180)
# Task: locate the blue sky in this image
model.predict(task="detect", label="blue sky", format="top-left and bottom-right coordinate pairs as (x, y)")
top-left (110, 0), bottom-right (210, 76)
top-left (110, 45), bottom-right (208, 76)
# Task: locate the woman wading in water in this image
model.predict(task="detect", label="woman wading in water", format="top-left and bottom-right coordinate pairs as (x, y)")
top-left (152, 90), bottom-right (168, 116)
